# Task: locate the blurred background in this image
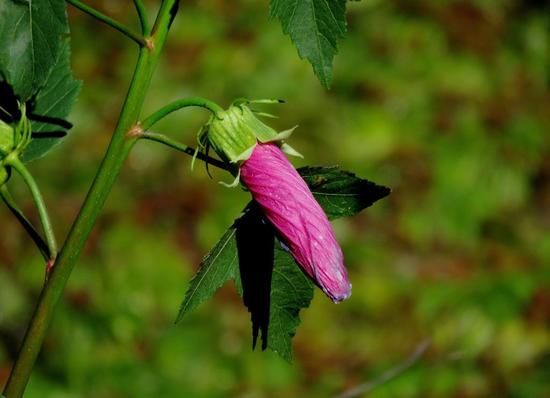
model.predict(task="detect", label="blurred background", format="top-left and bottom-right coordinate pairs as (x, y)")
top-left (1, 0), bottom-right (549, 396)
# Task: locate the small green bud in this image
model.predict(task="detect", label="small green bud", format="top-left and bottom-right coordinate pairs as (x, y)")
top-left (206, 105), bottom-right (260, 164)
top-left (0, 119), bottom-right (15, 159)
top-left (205, 102), bottom-right (302, 164)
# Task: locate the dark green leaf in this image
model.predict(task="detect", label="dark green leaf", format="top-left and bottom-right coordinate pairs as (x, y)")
top-left (298, 166), bottom-right (391, 219)
top-left (0, 0), bottom-right (69, 101)
top-left (270, 0), bottom-right (347, 88)
top-left (266, 244), bottom-right (314, 361)
top-left (234, 232), bottom-right (314, 362)
top-left (22, 38), bottom-right (81, 162)
top-left (176, 227), bottom-right (239, 322)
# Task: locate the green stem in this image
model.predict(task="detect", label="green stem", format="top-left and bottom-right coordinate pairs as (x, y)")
top-left (3, 1), bottom-right (179, 396)
top-left (133, 0), bottom-right (151, 35)
top-left (7, 158), bottom-right (57, 261)
top-left (141, 97), bottom-right (224, 130)
top-left (0, 185), bottom-right (50, 261)
top-left (138, 131), bottom-right (229, 171)
top-left (66, 0), bottom-right (149, 47)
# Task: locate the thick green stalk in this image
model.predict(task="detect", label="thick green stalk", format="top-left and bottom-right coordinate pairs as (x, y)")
top-left (2, 1), bottom-right (179, 396)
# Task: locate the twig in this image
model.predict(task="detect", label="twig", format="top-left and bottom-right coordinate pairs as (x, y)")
top-left (66, 0), bottom-right (148, 47)
top-left (335, 339), bottom-right (431, 398)
top-left (140, 97), bottom-right (224, 131)
top-left (137, 131), bottom-right (230, 171)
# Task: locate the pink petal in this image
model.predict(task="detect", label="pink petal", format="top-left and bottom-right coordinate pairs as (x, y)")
top-left (240, 143), bottom-right (351, 303)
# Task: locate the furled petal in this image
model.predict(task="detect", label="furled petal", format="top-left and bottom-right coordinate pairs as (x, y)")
top-left (240, 143), bottom-right (351, 302)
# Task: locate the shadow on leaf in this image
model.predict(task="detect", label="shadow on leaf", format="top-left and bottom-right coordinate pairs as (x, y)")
top-left (0, 81), bottom-right (19, 123)
top-left (235, 203), bottom-right (275, 350)
top-left (30, 131), bottom-right (67, 139)
top-left (28, 112), bottom-right (73, 131)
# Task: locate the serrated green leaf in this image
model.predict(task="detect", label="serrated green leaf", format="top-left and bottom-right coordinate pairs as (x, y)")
top-left (298, 166), bottom-right (391, 219)
top-left (270, 0), bottom-right (347, 88)
top-left (21, 38), bottom-right (81, 162)
top-left (233, 218), bottom-right (314, 362)
top-left (266, 244), bottom-right (314, 361)
top-left (0, 0), bottom-right (68, 101)
top-left (178, 166), bottom-right (390, 361)
top-left (176, 227), bottom-right (239, 322)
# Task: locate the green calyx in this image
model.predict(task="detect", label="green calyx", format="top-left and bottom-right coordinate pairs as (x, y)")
top-left (205, 105), bottom-right (258, 164)
top-left (1, 104), bottom-right (33, 186)
top-left (202, 100), bottom-right (303, 165)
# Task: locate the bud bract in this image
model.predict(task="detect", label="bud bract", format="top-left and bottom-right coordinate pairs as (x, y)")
top-left (204, 102), bottom-right (301, 165)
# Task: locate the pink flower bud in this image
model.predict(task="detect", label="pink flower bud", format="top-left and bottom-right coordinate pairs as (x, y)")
top-left (240, 143), bottom-right (351, 303)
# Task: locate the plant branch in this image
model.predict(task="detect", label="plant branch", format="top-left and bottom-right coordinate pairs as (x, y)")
top-left (3, 0), bottom-right (180, 396)
top-left (0, 185), bottom-right (50, 261)
top-left (133, 0), bottom-right (151, 35)
top-left (335, 340), bottom-right (431, 398)
top-left (138, 131), bottom-right (229, 171)
top-left (141, 97), bottom-right (225, 130)
top-left (66, 0), bottom-right (149, 47)
top-left (7, 158), bottom-right (57, 261)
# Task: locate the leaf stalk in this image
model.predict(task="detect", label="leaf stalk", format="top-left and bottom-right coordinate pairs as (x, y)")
top-left (133, 0), bottom-right (151, 35)
top-left (66, 0), bottom-right (149, 47)
top-left (137, 131), bottom-right (229, 171)
top-left (140, 97), bottom-right (225, 130)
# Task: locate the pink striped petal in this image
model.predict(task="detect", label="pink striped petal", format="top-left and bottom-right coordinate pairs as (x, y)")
top-left (240, 143), bottom-right (351, 303)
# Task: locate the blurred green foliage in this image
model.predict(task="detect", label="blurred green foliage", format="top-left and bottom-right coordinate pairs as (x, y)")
top-left (1, 0), bottom-right (549, 396)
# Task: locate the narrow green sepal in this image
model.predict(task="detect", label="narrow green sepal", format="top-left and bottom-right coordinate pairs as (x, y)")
top-left (248, 99), bottom-right (285, 104)
top-left (232, 98), bottom-right (284, 106)
top-left (219, 168), bottom-right (241, 188)
top-left (240, 106), bottom-right (279, 145)
top-left (253, 111), bottom-right (278, 119)
top-left (258, 125), bottom-right (298, 143)
top-left (190, 145), bottom-right (200, 171)
top-left (192, 124), bottom-right (209, 171)
top-left (232, 145), bottom-right (256, 163)
top-left (281, 143), bottom-right (303, 158)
